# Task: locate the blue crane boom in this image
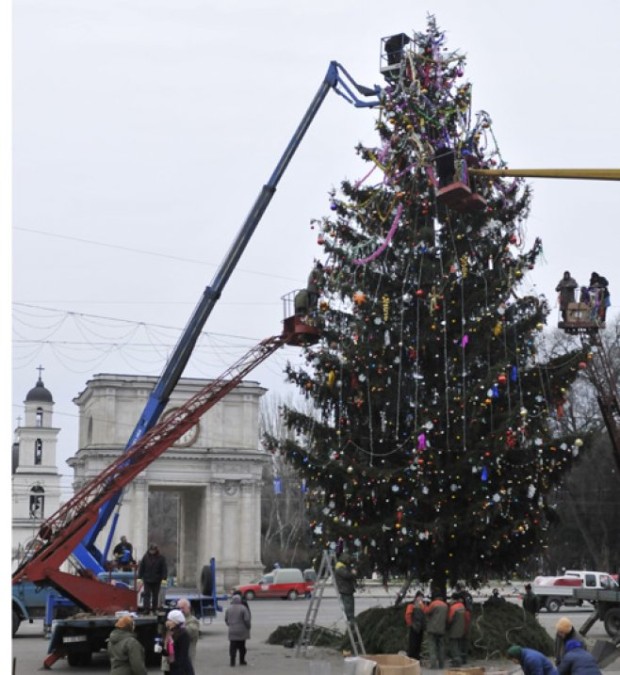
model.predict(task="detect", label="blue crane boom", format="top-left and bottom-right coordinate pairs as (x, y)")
top-left (70, 61), bottom-right (382, 573)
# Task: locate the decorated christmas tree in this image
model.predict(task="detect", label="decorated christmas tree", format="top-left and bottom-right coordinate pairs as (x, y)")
top-left (275, 18), bottom-right (587, 589)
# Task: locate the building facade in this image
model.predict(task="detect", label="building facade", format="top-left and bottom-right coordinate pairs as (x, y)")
top-left (68, 373), bottom-right (268, 590)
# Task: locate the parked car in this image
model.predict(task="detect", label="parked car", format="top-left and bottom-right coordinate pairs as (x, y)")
top-left (232, 568), bottom-right (313, 600)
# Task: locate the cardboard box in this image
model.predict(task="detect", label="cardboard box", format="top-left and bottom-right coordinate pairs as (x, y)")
top-left (445, 669), bottom-right (485, 675)
top-left (364, 654), bottom-right (420, 675)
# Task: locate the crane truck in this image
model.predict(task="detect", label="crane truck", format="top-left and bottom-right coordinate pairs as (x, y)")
top-left (12, 58), bottom-right (382, 668)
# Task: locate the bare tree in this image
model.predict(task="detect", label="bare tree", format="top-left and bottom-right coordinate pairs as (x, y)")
top-left (259, 392), bottom-right (316, 568)
top-left (539, 320), bottom-right (620, 573)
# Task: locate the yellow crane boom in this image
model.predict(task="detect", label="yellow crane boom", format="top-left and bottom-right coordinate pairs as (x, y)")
top-left (469, 168), bottom-right (620, 181)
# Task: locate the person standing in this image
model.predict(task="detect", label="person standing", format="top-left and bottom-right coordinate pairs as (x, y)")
top-left (137, 543), bottom-right (168, 614)
top-left (507, 645), bottom-right (558, 675)
top-left (225, 594), bottom-right (251, 667)
top-left (556, 271), bottom-right (578, 321)
top-left (555, 617), bottom-right (587, 666)
top-left (176, 598), bottom-right (200, 666)
top-left (425, 590), bottom-right (448, 669)
top-left (557, 640), bottom-right (602, 675)
top-left (588, 272), bottom-right (610, 323)
top-left (522, 583), bottom-right (540, 616)
top-left (164, 609), bottom-right (195, 675)
top-left (404, 590), bottom-right (426, 660)
top-left (334, 553), bottom-right (357, 622)
top-left (107, 614), bottom-right (147, 675)
top-left (446, 593), bottom-right (467, 667)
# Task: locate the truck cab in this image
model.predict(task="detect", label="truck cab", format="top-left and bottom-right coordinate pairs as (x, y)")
top-left (564, 570), bottom-right (618, 590)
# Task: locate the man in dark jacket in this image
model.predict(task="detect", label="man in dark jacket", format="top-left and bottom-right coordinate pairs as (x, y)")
top-left (334, 553), bottom-right (357, 622)
top-left (113, 535), bottom-right (135, 570)
top-left (137, 543), bottom-right (167, 613)
top-left (107, 614), bottom-right (147, 675)
top-left (507, 645), bottom-right (558, 675)
top-left (557, 640), bottom-right (601, 675)
top-left (523, 583), bottom-right (540, 616)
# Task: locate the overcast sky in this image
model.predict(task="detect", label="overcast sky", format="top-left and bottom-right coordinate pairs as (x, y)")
top-left (10, 0), bottom-right (620, 500)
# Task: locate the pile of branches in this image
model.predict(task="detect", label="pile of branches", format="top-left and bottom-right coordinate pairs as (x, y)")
top-left (267, 603), bottom-right (554, 658)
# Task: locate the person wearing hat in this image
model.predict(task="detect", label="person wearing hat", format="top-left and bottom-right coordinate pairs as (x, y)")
top-left (522, 583), bottom-right (540, 616)
top-left (225, 594), bottom-right (251, 667)
top-left (163, 609), bottom-right (195, 675)
top-left (555, 617), bottom-right (587, 666)
top-left (404, 590), bottom-right (426, 660)
top-left (107, 614), bottom-right (147, 675)
top-left (507, 645), bottom-right (557, 675)
top-left (555, 271), bottom-right (578, 321)
top-left (557, 640), bottom-right (601, 675)
top-left (137, 543), bottom-right (168, 614)
top-left (334, 553), bottom-right (357, 622)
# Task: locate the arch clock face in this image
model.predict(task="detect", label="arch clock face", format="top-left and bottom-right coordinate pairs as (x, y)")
top-left (161, 407), bottom-right (200, 447)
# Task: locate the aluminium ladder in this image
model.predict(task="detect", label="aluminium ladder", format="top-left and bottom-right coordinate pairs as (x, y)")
top-left (296, 550), bottom-right (365, 658)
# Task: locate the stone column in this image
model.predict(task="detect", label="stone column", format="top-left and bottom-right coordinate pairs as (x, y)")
top-left (131, 476), bottom-right (148, 559)
top-left (239, 481), bottom-right (253, 565)
top-left (207, 481), bottom-right (223, 563)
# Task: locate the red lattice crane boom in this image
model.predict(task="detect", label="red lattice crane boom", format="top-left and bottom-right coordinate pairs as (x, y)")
top-left (12, 332), bottom-right (295, 613)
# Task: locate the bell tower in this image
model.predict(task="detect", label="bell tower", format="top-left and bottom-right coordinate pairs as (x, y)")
top-left (12, 367), bottom-right (62, 568)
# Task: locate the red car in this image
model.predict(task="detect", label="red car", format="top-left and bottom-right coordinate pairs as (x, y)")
top-left (232, 568), bottom-right (313, 600)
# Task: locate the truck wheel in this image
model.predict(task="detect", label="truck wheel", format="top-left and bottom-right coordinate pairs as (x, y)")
top-left (12, 609), bottom-right (21, 637)
top-left (287, 590), bottom-right (299, 600)
top-left (200, 565), bottom-right (213, 596)
top-left (546, 597), bottom-right (562, 613)
top-left (603, 608), bottom-right (620, 638)
top-left (67, 649), bottom-right (92, 667)
top-left (244, 591), bottom-right (255, 601)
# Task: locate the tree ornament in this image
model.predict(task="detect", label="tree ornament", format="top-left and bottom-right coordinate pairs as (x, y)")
top-left (382, 294), bottom-right (390, 321)
top-left (429, 286), bottom-right (441, 313)
top-left (460, 254), bottom-right (469, 277)
top-left (327, 370), bottom-right (336, 388)
top-left (353, 290), bottom-right (367, 305)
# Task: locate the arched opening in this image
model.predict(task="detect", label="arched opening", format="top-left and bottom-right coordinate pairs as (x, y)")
top-left (34, 439), bottom-right (43, 465)
top-left (36, 407), bottom-right (44, 427)
top-left (29, 485), bottom-right (45, 519)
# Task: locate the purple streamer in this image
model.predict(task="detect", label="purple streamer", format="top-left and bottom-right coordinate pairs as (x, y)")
top-left (353, 203), bottom-right (404, 266)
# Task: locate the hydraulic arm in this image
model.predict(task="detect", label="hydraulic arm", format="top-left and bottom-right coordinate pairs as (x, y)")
top-left (12, 60), bottom-right (381, 597)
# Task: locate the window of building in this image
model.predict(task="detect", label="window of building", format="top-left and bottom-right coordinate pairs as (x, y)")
top-left (36, 407), bottom-right (44, 427)
top-left (34, 439), bottom-right (43, 465)
top-left (29, 485), bottom-right (45, 519)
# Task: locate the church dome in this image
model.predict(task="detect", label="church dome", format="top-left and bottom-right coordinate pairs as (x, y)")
top-left (25, 377), bottom-right (54, 403)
